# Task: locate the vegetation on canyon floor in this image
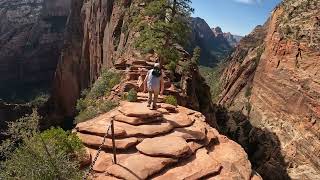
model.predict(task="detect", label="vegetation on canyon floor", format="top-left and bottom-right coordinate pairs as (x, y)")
top-left (0, 111), bottom-right (85, 179)
top-left (199, 63), bottom-right (225, 103)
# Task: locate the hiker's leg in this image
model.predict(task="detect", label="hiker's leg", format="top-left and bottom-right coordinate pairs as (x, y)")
top-left (148, 91), bottom-right (153, 107)
top-left (153, 90), bottom-right (159, 108)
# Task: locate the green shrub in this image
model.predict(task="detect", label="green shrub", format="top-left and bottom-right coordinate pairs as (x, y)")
top-left (0, 109), bottom-right (40, 159)
top-left (191, 46), bottom-right (201, 64)
top-left (75, 106), bottom-right (99, 124)
top-left (165, 61), bottom-right (177, 73)
top-left (28, 93), bottom-right (50, 107)
top-left (75, 69), bottom-right (121, 123)
top-left (245, 86), bottom-right (252, 98)
top-left (87, 70), bottom-right (121, 99)
top-left (245, 102), bottom-right (252, 114)
top-left (127, 89), bottom-right (138, 102)
top-left (0, 128), bottom-right (84, 180)
top-left (164, 95), bottom-right (178, 106)
top-left (76, 98), bottom-right (88, 112)
top-left (97, 100), bottom-right (119, 113)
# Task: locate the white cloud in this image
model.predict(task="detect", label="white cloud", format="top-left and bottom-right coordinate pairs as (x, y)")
top-left (233, 0), bottom-right (262, 4)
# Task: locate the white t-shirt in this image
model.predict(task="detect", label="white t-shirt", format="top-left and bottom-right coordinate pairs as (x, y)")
top-left (146, 69), bottom-right (162, 92)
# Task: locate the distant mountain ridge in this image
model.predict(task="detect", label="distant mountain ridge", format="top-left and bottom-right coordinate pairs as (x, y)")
top-left (222, 32), bottom-right (243, 47)
top-left (188, 17), bottom-right (242, 67)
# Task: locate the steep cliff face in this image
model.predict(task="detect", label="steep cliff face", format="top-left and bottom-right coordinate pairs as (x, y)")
top-left (218, 0), bottom-right (320, 179)
top-left (51, 0), bottom-right (122, 117)
top-left (0, 0), bottom-right (70, 99)
top-left (223, 32), bottom-right (243, 47)
top-left (189, 17), bottom-right (232, 67)
top-left (51, 1), bottom-right (216, 126)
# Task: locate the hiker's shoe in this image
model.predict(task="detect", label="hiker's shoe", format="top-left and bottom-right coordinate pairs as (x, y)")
top-left (151, 104), bottom-right (158, 110)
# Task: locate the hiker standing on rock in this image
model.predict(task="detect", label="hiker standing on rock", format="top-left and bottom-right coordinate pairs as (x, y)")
top-left (143, 63), bottom-right (164, 109)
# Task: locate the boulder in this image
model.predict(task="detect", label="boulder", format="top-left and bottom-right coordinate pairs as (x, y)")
top-left (136, 136), bottom-right (191, 158)
top-left (163, 113), bottom-right (194, 127)
top-left (208, 135), bottom-right (252, 180)
top-left (118, 102), bottom-right (162, 118)
top-left (154, 148), bottom-right (221, 180)
top-left (167, 118), bottom-right (207, 140)
top-left (160, 104), bottom-right (177, 112)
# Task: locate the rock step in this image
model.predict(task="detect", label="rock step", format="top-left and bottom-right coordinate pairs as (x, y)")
top-left (77, 133), bottom-right (139, 150)
top-left (118, 102), bottom-right (163, 118)
top-left (87, 148), bottom-right (138, 173)
top-left (130, 60), bottom-right (155, 67)
top-left (113, 113), bottom-right (163, 125)
top-left (106, 154), bottom-right (177, 180)
top-left (163, 112), bottom-right (194, 128)
top-left (77, 119), bottom-right (174, 138)
top-left (125, 72), bottom-right (140, 81)
top-left (128, 67), bottom-right (148, 72)
top-left (136, 136), bottom-right (191, 158)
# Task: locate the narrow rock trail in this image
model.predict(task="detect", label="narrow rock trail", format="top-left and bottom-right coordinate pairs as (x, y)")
top-left (76, 94), bottom-right (261, 180)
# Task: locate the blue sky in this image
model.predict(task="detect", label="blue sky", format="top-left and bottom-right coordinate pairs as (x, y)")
top-left (191, 0), bottom-right (282, 36)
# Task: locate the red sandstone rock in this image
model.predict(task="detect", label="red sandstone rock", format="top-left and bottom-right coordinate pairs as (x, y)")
top-left (136, 136), bottom-right (191, 158)
top-left (75, 102), bottom-right (256, 179)
top-left (106, 154), bottom-right (177, 180)
top-left (218, 1), bottom-right (320, 179)
top-left (77, 133), bottom-right (138, 150)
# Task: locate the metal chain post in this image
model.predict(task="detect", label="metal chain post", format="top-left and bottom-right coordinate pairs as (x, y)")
top-left (83, 122), bottom-right (112, 180)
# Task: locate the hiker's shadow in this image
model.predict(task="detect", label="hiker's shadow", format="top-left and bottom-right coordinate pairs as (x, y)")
top-left (215, 106), bottom-right (290, 180)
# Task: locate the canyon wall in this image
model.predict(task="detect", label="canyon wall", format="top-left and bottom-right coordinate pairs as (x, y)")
top-left (218, 0), bottom-right (320, 179)
top-left (50, 0), bottom-right (216, 126)
top-left (0, 0), bottom-right (70, 99)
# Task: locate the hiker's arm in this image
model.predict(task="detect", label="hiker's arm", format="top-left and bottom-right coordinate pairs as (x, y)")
top-left (143, 73), bottom-right (148, 92)
top-left (160, 75), bottom-right (164, 95)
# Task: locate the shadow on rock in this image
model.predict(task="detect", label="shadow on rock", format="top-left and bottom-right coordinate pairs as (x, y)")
top-left (215, 105), bottom-right (290, 180)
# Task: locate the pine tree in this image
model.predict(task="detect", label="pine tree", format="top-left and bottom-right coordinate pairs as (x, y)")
top-left (135, 0), bottom-right (194, 66)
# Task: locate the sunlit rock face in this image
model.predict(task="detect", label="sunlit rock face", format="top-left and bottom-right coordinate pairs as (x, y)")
top-left (218, 0), bottom-right (320, 179)
top-left (0, 0), bottom-right (70, 99)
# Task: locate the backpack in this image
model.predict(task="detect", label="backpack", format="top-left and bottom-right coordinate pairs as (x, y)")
top-left (152, 68), bottom-right (161, 77)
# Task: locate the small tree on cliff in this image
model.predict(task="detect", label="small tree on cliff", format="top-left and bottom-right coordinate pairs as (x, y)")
top-left (135, 0), bottom-right (194, 65)
top-left (191, 46), bottom-right (201, 64)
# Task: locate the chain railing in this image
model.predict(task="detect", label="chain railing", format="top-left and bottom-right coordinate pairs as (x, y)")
top-left (83, 119), bottom-right (117, 180)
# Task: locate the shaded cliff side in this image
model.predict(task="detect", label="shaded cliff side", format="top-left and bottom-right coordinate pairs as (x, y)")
top-left (189, 17), bottom-right (233, 67)
top-left (0, 0), bottom-right (70, 100)
top-left (218, 0), bottom-right (320, 179)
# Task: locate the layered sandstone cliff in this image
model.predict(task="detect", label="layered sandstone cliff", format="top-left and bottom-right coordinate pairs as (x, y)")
top-left (218, 0), bottom-right (320, 179)
top-left (0, 0), bottom-right (70, 98)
